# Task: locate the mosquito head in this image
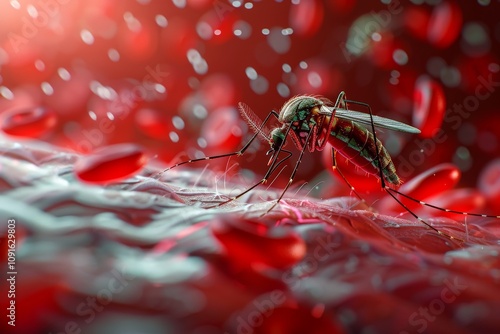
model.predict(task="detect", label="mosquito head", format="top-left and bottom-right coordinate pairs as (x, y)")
top-left (278, 95), bottom-right (326, 123)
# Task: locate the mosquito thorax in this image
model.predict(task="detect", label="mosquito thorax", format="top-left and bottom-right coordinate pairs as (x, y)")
top-left (278, 95), bottom-right (325, 123)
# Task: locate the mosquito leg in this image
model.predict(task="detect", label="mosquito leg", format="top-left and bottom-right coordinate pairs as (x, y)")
top-left (331, 148), bottom-right (367, 206)
top-left (151, 110), bottom-right (281, 180)
top-left (264, 127), bottom-right (314, 214)
top-left (345, 99), bottom-right (464, 242)
top-left (205, 126), bottom-right (294, 209)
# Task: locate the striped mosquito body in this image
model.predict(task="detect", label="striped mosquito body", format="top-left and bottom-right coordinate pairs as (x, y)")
top-left (276, 95), bottom-right (402, 187)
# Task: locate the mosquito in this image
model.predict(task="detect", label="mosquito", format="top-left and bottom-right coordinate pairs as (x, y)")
top-left (154, 92), bottom-right (499, 241)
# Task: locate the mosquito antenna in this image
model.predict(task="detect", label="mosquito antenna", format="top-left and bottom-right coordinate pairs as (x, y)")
top-left (238, 102), bottom-right (273, 142)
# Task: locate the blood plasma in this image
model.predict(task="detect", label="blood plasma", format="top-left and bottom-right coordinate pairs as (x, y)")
top-left (478, 158), bottom-right (500, 208)
top-left (385, 163), bottom-right (461, 212)
top-left (289, 0), bottom-right (324, 37)
top-left (294, 60), bottom-right (342, 95)
top-left (427, 2), bottom-right (462, 48)
top-left (74, 143), bottom-right (147, 184)
top-left (211, 215), bottom-right (307, 270)
top-left (413, 76), bottom-right (446, 138)
top-left (0, 106), bottom-right (57, 138)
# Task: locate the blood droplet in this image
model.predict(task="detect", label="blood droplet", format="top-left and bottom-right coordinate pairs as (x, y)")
top-left (211, 215), bottom-right (307, 270)
top-left (74, 143), bottom-right (147, 184)
top-left (0, 106), bottom-right (57, 138)
top-left (478, 158), bottom-right (500, 207)
top-left (289, 0), bottom-right (324, 37)
top-left (413, 76), bottom-right (446, 138)
top-left (427, 2), bottom-right (462, 48)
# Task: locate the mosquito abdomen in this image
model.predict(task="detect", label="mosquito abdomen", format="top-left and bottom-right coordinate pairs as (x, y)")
top-left (329, 118), bottom-right (401, 186)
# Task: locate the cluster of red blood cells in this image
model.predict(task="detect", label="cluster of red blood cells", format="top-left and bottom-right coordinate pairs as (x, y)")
top-left (1, 1), bottom-right (500, 333)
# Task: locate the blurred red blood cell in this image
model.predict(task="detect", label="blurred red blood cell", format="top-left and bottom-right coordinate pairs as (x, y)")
top-left (388, 163), bottom-right (461, 212)
top-left (160, 18), bottom-right (197, 61)
top-left (457, 54), bottom-right (500, 94)
top-left (427, 2), bottom-right (462, 48)
top-left (404, 6), bottom-right (430, 41)
top-left (201, 107), bottom-right (242, 154)
top-left (211, 216), bottom-right (307, 270)
top-left (252, 305), bottom-right (345, 334)
top-left (421, 188), bottom-right (486, 219)
top-left (135, 108), bottom-right (171, 140)
top-left (478, 159), bottom-right (500, 207)
top-left (327, 0), bottom-right (356, 14)
top-left (187, 0), bottom-right (213, 10)
top-left (322, 143), bottom-right (383, 193)
top-left (289, 0), bottom-right (324, 37)
top-left (0, 106), bottom-right (57, 138)
top-left (200, 74), bottom-right (236, 109)
top-left (413, 76), bottom-right (446, 138)
top-left (119, 23), bottom-right (158, 61)
top-left (74, 143), bottom-right (147, 184)
top-left (197, 8), bottom-right (238, 44)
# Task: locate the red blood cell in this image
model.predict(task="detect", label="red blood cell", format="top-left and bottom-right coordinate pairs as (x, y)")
top-left (413, 76), bottom-right (446, 138)
top-left (197, 8), bottom-right (238, 44)
top-left (478, 159), bottom-right (500, 207)
top-left (201, 107), bottom-right (242, 154)
top-left (387, 163), bottom-right (461, 212)
top-left (211, 215), bottom-right (307, 270)
top-left (119, 23), bottom-right (158, 61)
top-left (327, 0), bottom-right (356, 14)
top-left (74, 143), bottom-right (147, 184)
top-left (289, 0), bottom-right (324, 37)
top-left (0, 106), bottom-right (57, 138)
top-left (322, 143), bottom-right (383, 193)
top-left (135, 108), bottom-right (171, 140)
top-left (187, 0), bottom-right (213, 9)
top-left (252, 306), bottom-right (345, 334)
top-left (200, 74), bottom-right (236, 109)
top-left (427, 2), bottom-right (462, 48)
top-left (421, 188), bottom-right (486, 219)
top-left (160, 18), bottom-right (197, 61)
top-left (404, 6), bottom-right (430, 41)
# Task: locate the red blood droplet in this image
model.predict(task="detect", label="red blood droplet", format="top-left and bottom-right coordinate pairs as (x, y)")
top-left (427, 2), bottom-right (462, 48)
top-left (478, 158), bottom-right (500, 207)
top-left (289, 0), bottom-right (324, 37)
top-left (422, 188), bottom-right (486, 218)
top-left (74, 143), bottom-right (147, 184)
top-left (0, 106), bottom-right (57, 138)
top-left (211, 216), bottom-right (307, 270)
top-left (389, 163), bottom-right (461, 212)
top-left (201, 107), bottom-right (242, 155)
top-left (413, 76), bottom-right (446, 138)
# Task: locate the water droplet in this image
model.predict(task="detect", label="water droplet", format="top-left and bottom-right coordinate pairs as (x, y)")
top-left (80, 29), bottom-right (95, 45)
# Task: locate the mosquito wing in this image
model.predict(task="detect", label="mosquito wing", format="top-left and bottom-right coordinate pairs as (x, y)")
top-left (319, 106), bottom-right (421, 134)
top-left (238, 102), bottom-right (272, 141)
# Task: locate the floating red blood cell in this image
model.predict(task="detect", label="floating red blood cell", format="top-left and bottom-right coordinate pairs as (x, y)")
top-left (427, 2), bottom-right (462, 48)
top-left (119, 23), bottom-right (158, 61)
top-left (404, 6), bottom-right (430, 41)
top-left (199, 74), bottom-right (236, 110)
top-left (420, 188), bottom-right (486, 219)
top-left (211, 215), bottom-right (307, 270)
top-left (251, 305), bottom-right (345, 334)
top-left (74, 143), bottom-right (147, 184)
top-left (322, 143), bottom-right (383, 193)
top-left (289, 0), bottom-right (324, 37)
top-left (413, 76), bottom-right (446, 138)
top-left (0, 106), bottom-right (57, 138)
top-left (478, 159), bottom-right (500, 207)
top-left (387, 163), bottom-right (461, 212)
top-left (201, 107), bottom-right (242, 155)
top-left (135, 108), bottom-right (171, 140)
top-left (327, 0), bottom-right (356, 14)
